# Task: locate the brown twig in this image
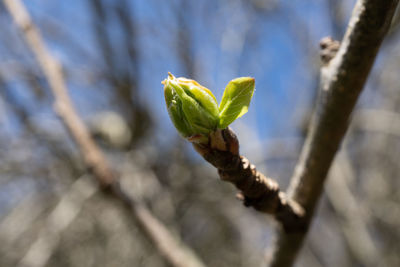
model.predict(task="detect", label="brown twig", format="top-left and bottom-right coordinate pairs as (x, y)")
top-left (193, 128), bottom-right (305, 232)
top-left (267, 0), bottom-right (399, 266)
top-left (3, 1), bottom-right (206, 267)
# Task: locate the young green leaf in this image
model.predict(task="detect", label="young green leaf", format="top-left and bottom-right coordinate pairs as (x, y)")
top-left (218, 77), bottom-right (255, 129)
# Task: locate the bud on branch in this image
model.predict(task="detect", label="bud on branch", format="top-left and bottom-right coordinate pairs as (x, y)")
top-left (163, 72), bottom-right (255, 143)
top-left (163, 73), bottom-right (304, 231)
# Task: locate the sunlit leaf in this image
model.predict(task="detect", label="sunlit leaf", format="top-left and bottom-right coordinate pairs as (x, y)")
top-left (218, 77), bottom-right (255, 129)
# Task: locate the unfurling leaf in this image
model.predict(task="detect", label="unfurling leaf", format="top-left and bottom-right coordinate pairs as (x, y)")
top-left (218, 77), bottom-right (255, 129)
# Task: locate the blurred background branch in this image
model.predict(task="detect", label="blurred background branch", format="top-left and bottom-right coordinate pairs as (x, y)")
top-left (17, 175), bottom-right (97, 267)
top-left (2, 0), bottom-right (205, 266)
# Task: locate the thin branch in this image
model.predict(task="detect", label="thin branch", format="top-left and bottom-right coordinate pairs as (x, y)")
top-left (267, 0), bottom-right (399, 266)
top-left (2, 1), bottom-right (206, 267)
top-left (3, 0), bottom-right (113, 186)
top-left (193, 128), bottom-right (304, 231)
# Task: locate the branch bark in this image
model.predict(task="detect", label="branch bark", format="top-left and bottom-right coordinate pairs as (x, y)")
top-left (193, 128), bottom-right (305, 232)
top-left (267, 0), bottom-right (399, 266)
top-left (2, 1), bottom-right (206, 267)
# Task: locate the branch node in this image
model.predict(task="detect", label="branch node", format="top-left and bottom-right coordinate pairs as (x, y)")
top-left (320, 36), bottom-right (340, 65)
top-left (193, 128), bottom-right (304, 227)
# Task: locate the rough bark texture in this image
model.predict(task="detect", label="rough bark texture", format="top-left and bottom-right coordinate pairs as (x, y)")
top-left (193, 128), bottom-right (304, 232)
top-left (267, 0), bottom-right (399, 266)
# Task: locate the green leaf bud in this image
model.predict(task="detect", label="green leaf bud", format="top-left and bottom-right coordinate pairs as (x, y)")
top-left (163, 73), bottom-right (219, 138)
top-left (164, 84), bottom-right (194, 137)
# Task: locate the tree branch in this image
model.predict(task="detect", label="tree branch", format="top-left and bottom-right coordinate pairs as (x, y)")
top-left (267, 0), bottom-right (399, 266)
top-left (2, 1), bottom-right (205, 267)
top-left (193, 128), bottom-right (305, 232)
